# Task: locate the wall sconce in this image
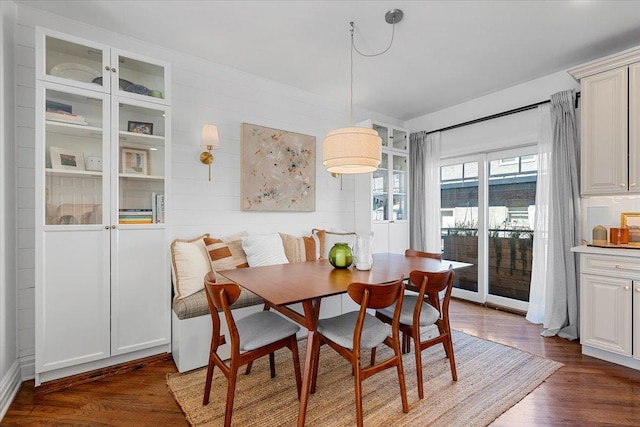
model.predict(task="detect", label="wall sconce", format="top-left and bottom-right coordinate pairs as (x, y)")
top-left (200, 124), bottom-right (219, 181)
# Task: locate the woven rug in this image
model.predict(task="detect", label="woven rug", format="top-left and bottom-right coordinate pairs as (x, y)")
top-left (167, 330), bottom-right (562, 426)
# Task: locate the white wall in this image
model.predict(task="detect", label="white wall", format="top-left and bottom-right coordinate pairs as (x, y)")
top-left (13, 5), bottom-right (401, 378)
top-left (405, 71), bottom-right (580, 157)
top-left (1, 0), bottom-right (21, 420)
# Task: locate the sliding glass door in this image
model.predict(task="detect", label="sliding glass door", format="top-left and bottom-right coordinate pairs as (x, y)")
top-left (440, 155), bottom-right (485, 304)
top-left (441, 147), bottom-right (537, 311)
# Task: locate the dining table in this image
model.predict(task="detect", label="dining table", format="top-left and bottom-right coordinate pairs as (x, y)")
top-left (218, 252), bottom-right (471, 427)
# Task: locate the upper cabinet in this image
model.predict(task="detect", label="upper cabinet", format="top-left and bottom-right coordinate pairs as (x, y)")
top-left (569, 47), bottom-right (640, 196)
top-left (354, 120), bottom-right (410, 254)
top-left (36, 28), bottom-right (170, 105)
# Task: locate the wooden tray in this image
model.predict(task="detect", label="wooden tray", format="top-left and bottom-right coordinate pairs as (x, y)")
top-left (587, 243), bottom-right (640, 250)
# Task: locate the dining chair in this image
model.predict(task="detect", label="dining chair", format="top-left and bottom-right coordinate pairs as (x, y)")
top-left (371, 267), bottom-right (457, 399)
top-left (404, 248), bottom-right (442, 260)
top-left (310, 278), bottom-right (409, 427)
top-left (202, 272), bottom-right (302, 426)
top-left (399, 249), bottom-right (442, 352)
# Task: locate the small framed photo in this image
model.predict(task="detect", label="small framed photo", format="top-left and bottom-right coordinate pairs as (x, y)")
top-left (121, 147), bottom-right (149, 175)
top-left (127, 121), bottom-right (153, 135)
top-left (50, 146), bottom-right (85, 171)
top-left (621, 212), bottom-right (640, 246)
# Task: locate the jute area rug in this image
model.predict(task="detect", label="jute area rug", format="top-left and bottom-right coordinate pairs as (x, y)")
top-left (167, 330), bottom-right (562, 426)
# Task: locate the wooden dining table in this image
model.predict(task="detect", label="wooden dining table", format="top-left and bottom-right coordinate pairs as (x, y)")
top-left (218, 252), bottom-right (471, 427)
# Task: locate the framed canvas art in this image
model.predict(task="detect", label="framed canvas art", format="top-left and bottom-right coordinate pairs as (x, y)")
top-left (241, 123), bottom-right (316, 211)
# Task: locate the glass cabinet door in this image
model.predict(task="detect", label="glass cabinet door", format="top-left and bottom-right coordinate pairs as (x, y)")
top-left (43, 85), bottom-right (109, 226)
top-left (40, 29), bottom-right (110, 93)
top-left (373, 123), bottom-right (389, 148)
top-left (392, 154), bottom-right (408, 220)
top-left (392, 128), bottom-right (408, 150)
top-left (114, 100), bottom-right (167, 225)
top-left (113, 51), bottom-right (169, 104)
top-left (372, 152), bottom-right (389, 221)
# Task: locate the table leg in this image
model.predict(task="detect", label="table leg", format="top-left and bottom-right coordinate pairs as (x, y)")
top-left (297, 299), bottom-right (320, 427)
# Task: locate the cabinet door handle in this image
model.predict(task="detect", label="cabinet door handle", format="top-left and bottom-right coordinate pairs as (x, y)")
top-left (614, 264), bottom-right (640, 271)
top-left (105, 225), bottom-right (110, 230)
top-left (620, 183), bottom-right (626, 187)
top-left (111, 67), bottom-right (117, 73)
top-left (111, 225), bottom-right (116, 229)
top-left (636, 287), bottom-right (640, 292)
top-left (625, 286), bottom-right (631, 291)
top-left (631, 182), bottom-right (637, 187)
top-left (105, 66), bottom-right (110, 71)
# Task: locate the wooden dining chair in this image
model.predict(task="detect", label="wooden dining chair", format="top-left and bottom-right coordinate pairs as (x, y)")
top-left (404, 248), bottom-right (442, 260)
top-left (372, 267), bottom-right (457, 399)
top-left (310, 278), bottom-right (409, 427)
top-left (398, 249), bottom-right (443, 352)
top-left (202, 272), bottom-right (302, 426)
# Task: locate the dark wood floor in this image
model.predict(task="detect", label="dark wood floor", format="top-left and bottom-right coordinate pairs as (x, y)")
top-left (3, 299), bottom-right (640, 426)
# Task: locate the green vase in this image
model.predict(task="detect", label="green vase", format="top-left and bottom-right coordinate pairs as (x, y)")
top-left (329, 242), bottom-right (353, 269)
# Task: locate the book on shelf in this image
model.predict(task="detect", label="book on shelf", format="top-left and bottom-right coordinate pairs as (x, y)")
top-left (150, 193), bottom-right (165, 224)
top-left (46, 110), bottom-right (88, 125)
top-left (119, 218), bottom-right (153, 224)
top-left (46, 100), bottom-right (72, 114)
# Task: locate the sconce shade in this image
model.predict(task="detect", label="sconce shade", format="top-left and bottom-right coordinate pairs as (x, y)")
top-left (322, 127), bottom-right (382, 174)
top-left (201, 124), bottom-right (220, 148)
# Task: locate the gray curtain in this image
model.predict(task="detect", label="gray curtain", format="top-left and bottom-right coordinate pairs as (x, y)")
top-left (409, 131), bottom-right (427, 251)
top-left (541, 89), bottom-right (581, 340)
top-left (409, 131), bottom-right (441, 252)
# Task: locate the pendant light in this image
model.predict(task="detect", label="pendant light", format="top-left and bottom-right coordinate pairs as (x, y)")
top-left (322, 9), bottom-right (404, 174)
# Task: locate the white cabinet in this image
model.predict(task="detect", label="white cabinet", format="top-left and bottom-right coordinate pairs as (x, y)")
top-left (35, 28), bottom-right (171, 384)
top-left (573, 247), bottom-right (640, 370)
top-left (580, 274), bottom-right (632, 356)
top-left (570, 49), bottom-right (640, 195)
top-left (355, 120), bottom-right (410, 254)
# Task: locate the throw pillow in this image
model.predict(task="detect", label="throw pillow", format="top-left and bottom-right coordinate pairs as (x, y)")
top-left (312, 228), bottom-right (355, 259)
top-left (242, 233), bottom-right (289, 267)
top-left (204, 237), bottom-right (249, 271)
top-left (280, 232), bottom-right (323, 263)
top-left (170, 234), bottom-right (211, 302)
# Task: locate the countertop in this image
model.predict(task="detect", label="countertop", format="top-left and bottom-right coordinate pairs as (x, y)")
top-left (571, 244), bottom-right (640, 258)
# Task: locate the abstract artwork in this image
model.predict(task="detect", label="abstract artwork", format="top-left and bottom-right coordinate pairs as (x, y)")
top-left (241, 123), bottom-right (315, 211)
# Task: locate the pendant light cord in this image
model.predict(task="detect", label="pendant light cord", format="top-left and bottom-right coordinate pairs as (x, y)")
top-left (350, 20), bottom-right (397, 58)
top-left (349, 18), bottom-right (398, 125)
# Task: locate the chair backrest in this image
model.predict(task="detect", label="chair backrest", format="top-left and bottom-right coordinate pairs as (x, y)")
top-left (347, 278), bottom-right (404, 310)
top-left (405, 248), bottom-right (442, 261)
top-left (204, 271), bottom-right (241, 309)
top-left (408, 266), bottom-right (455, 313)
top-left (204, 271), bottom-right (242, 351)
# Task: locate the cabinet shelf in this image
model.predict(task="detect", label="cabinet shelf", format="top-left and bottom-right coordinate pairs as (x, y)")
top-left (46, 121), bottom-right (103, 139)
top-left (45, 168), bottom-right (102, 178)
top-left (118, 131), bottom-right (164, 146)
top-left (119, 173), bottom-right (164, 180)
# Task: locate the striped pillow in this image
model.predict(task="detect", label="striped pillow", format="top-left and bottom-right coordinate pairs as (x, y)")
top-left (279, 230), bottom-right (324, 263)
top-left (171, 234), bottom-right (211, 302)
top-left (204, 237), bottom-right (249, 272)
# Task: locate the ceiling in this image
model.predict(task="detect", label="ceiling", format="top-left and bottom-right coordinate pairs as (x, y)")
top-left (15, 1), bottom-right (640, 121)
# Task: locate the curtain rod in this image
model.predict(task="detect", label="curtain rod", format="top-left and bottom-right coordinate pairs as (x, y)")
top-left (426, 92), bottom-right (581, 135)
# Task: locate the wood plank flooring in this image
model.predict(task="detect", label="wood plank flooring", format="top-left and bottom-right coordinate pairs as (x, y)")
top-left (3, 299), bottom-right (640, 426)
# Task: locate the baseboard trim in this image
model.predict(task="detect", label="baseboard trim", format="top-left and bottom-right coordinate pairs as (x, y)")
top-left (0, 360), bottom-right (22, 421)
top-left (34, 353), bottom-right (172, 396)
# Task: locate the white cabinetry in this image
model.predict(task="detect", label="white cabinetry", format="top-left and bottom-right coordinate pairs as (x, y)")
top-left (569, 49), bottom-right (640, 195)
top-left (35, 28), bottom-right (171, 384)
top-left (572, 246), bottom-right (640, 370)
top-left (355, 120), bottom-right (410, 254)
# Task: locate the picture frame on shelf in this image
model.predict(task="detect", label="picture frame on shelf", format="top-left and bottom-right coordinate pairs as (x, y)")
top-left (50, 146), bottom-right (85, 171)
top-left (121, 147), bottom-right (149, 175)
top-left (621, 212), bottom-right (640, 246)
top-left (127, 121), bottom-right (153, 135)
